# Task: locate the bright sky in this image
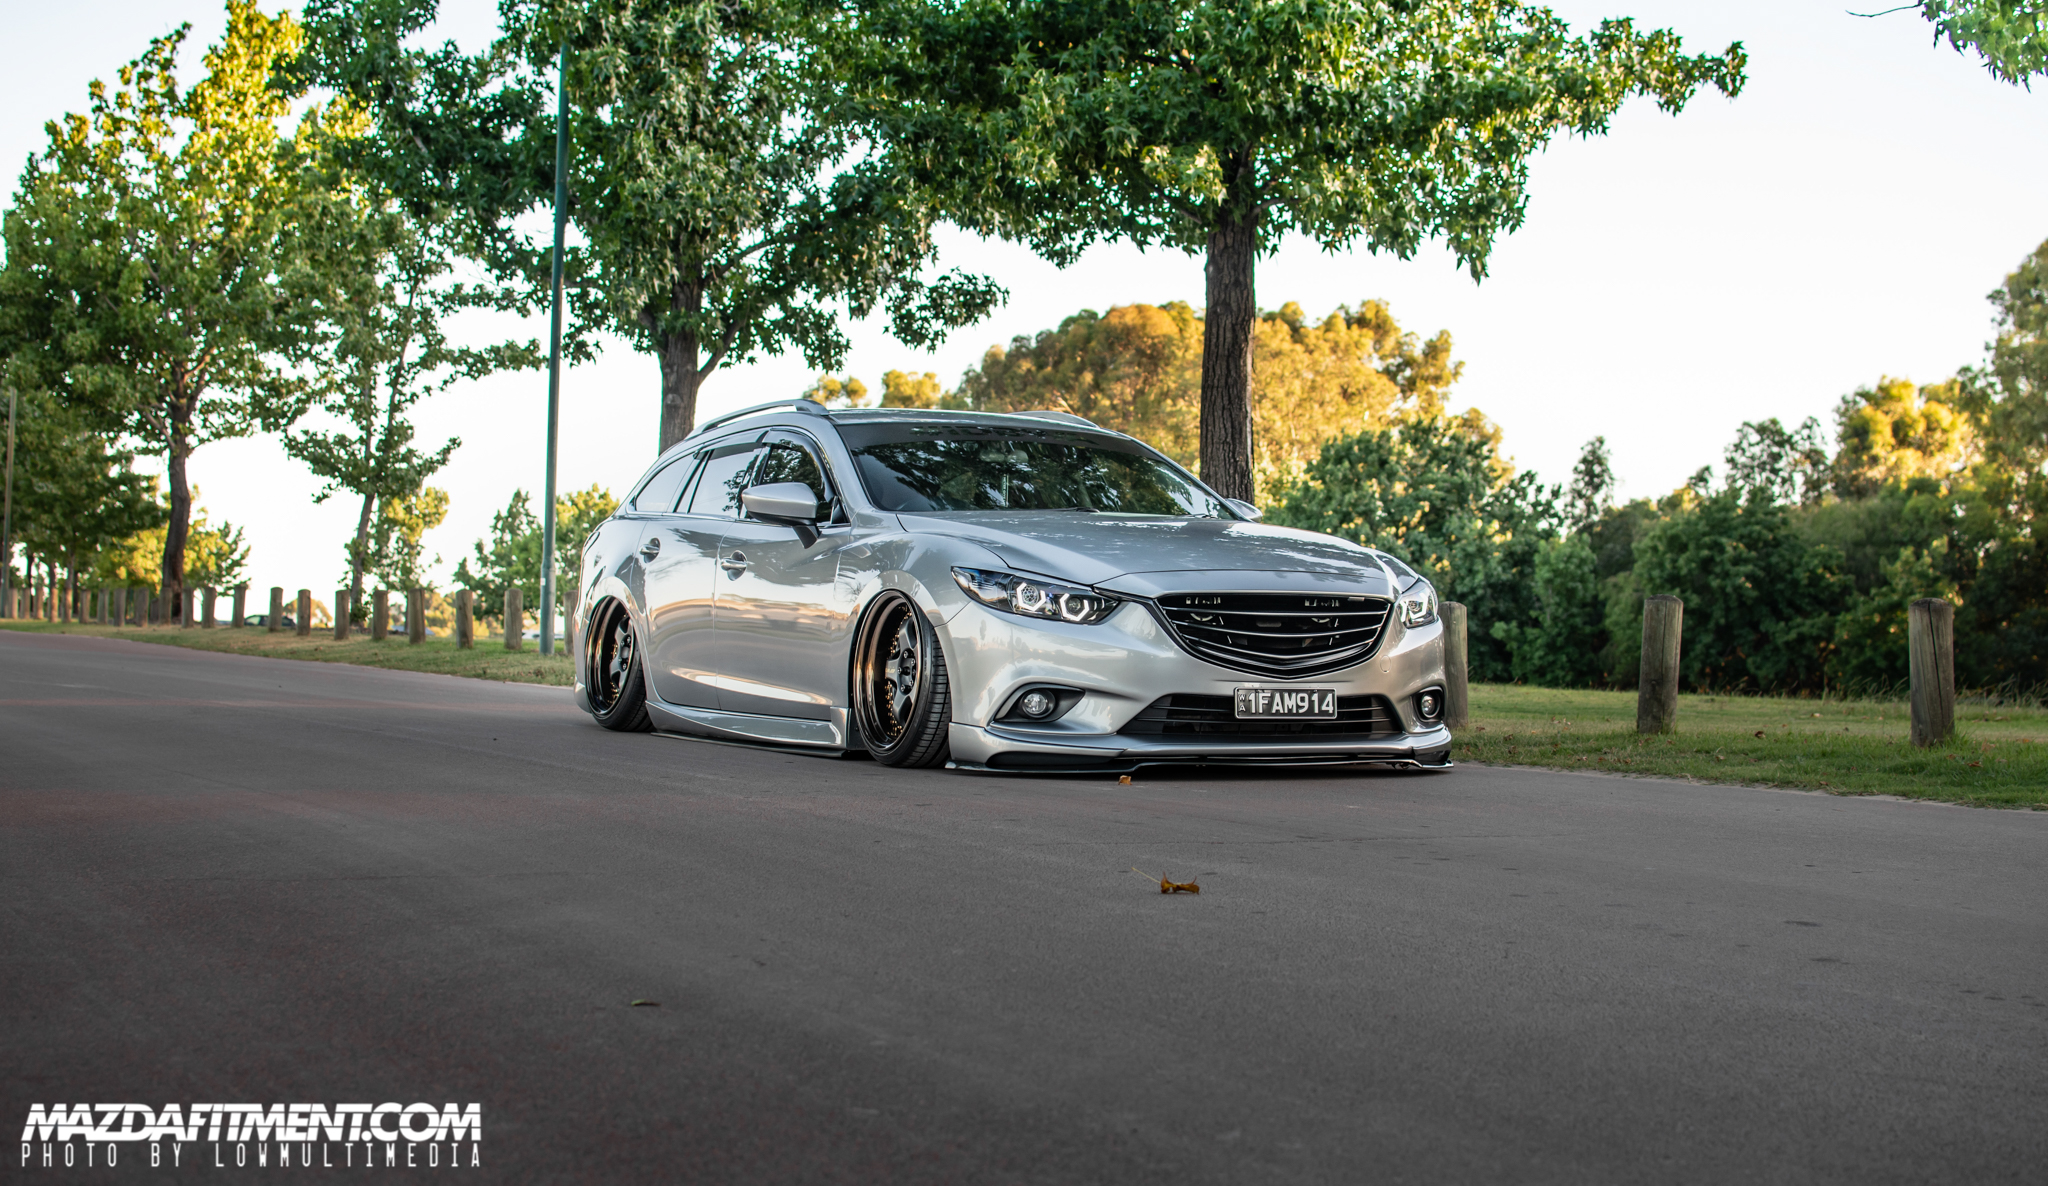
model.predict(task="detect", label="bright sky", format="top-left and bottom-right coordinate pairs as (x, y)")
top-left (4, 1), bottom-right (2046, 595)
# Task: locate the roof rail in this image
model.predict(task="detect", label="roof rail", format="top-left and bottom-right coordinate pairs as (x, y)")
top-left (687, 399), bottom-right (828, 440)
top-left (1014, 410), bottom-right (1099, 429)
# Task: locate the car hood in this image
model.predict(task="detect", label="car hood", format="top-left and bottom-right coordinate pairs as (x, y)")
top-left (893, 512), bottom-right (1397, 599)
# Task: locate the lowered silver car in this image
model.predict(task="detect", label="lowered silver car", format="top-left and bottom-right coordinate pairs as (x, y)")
top-left (572, 401), bottom-right (1451, 772)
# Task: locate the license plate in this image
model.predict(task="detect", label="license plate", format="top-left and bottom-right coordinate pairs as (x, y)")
top-left (1233, 687), bottom-right (1337, 719)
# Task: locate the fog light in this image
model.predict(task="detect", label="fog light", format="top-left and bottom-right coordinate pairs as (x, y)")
top-left (1417, 690), bottom-right (1442, 721)
top-left (1019, 690), bottom-right (1057, 719)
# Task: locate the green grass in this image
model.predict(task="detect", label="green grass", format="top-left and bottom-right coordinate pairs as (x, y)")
top-left (10, 618), bottom-right (2044, 808)
top-left (0, 619), bottom-right (574, 685)
top-left (1459, 683), bottom-right (2048, 809)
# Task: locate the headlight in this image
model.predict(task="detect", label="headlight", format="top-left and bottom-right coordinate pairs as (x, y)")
top-left (1397, 580), bottom-right (1439, 628)
top-left (952, 567), bottom-right (1120, 625)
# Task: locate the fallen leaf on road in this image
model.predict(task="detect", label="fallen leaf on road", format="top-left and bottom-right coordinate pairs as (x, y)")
top-left (1132, 867), bottom-right (1200, 894)
top-left (630, 1000), bottom-right (659, 1007)
top-left (1118, 775), bottom-right (1132, 785)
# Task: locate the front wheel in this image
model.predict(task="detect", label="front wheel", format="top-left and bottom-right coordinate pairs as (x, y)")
top-left (852, 592), bottom-right (952, 767)
top-left (586, 598), bottom-right (653, 732)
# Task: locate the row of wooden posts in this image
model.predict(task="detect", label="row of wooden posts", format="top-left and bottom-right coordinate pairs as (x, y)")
top-left (1436, 595), bottom-right (1958, 747)
top-left (4, 582), bottom-right (553, 652)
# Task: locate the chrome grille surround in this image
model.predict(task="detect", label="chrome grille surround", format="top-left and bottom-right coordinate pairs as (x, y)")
top-left (1148, 591), bottom-right (1392, 679)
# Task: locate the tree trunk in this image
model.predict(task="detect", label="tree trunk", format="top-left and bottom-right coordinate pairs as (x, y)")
top-left (161, 427), bottom-right (193, 622)
top-left (1200, 189), bottom-right (1258, 504)
top-left (654, 277), bottom-right (708, 452)
top-left (348, 490), bottom-right (375, 627)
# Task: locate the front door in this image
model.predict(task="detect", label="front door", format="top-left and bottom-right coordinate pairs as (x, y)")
top-left (646, 434), bottom-right (761, 707)
top-left (705, 435), bottom-right (860, 720)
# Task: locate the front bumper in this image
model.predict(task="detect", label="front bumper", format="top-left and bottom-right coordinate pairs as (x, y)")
top-left (936, 597), bottom-right (1452, 772)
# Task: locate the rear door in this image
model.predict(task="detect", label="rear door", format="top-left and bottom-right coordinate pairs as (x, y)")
top-left (706, 432), bottom-right (859, 720)
top-left (645, 434), bottom-right (762, 707)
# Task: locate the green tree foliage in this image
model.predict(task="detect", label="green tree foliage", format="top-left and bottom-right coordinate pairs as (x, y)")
top-left (299, 0), bottom-right (1003, 453)
top-left (275, 114), bottom-right (540, 622)
top-left (1829, 377), bottom-right (1974, 498)
top-left (1266, 412), bottom-right (1558, 681)
top-left (88, 491), bottom-right (250, 593)
top-left (0, 386), bottom-right (163, 603)
top-left (848, 0), bottom-right (1744, 499)
top-left (922, 297), bottom-right (1458, 498)
top-left (1721, 417), bottom-right (1829, 505)
top-left (1913, 1), bottom-right (2048, 83)
top-left (455, 484), bottom-right (618, 624)
top-left (1632, 490), bottom-right (1848, 693)
top-left (0, 3), bottom-right (312, 613)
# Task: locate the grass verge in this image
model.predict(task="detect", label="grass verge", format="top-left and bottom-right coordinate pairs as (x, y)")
top-left (0, 619), bottom-right (574, 686)
top-left (1459, 683), bottom-right (2048, 809)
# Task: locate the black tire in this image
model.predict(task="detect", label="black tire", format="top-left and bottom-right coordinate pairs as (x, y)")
top-left (586, 598), bottom-right (653, 733)
top-left (852, 591), bottom-right (952, 767)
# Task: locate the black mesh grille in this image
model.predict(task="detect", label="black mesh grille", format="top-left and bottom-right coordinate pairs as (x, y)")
top-left (1119, 694), bottom-right (1403, 738)
top-left (1152, 592), bottom-right (1390, 678)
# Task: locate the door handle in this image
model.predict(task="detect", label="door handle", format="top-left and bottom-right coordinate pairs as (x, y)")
top-left (639, 538), bottom-right (661, 561)
top-left (719, 551), bottom-right (748, 575)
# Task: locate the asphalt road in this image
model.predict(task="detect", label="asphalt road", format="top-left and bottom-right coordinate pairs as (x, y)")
top-left (3, 630), bottom-right (2044, 1184)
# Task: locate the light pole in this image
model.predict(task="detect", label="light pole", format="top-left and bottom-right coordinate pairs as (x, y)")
top-left (539, 43), bottom-right (569, 657)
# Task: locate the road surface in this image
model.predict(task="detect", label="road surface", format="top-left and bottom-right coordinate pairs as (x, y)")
top-left (3, 630), bottom-right (2043, 1182)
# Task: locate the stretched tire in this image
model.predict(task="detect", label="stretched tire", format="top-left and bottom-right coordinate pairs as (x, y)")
top-left (853, 591), bottom-right (952, 767)
top-left (586, 598), bottom-right (653, 733)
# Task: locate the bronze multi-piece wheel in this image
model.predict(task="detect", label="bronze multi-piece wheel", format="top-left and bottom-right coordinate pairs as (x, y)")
top-left (586, 599), bottom-right (652, 732)
top-left (852, 591), bottom-right (952, 767)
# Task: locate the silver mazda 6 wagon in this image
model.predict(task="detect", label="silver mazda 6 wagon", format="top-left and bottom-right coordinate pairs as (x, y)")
top-left (572, 400), bottom-right (1452, 772)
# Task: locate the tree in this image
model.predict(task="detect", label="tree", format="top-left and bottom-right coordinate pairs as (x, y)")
top-left (300, 0), bottom-right (1003, 452)
top-left (850, 0), bottom-right (1745, 499)
top-left (1721, 417), bottom-right (1828, 505)
top-left (89, 493), bottom-right (250, 594)
top-left (0, 2), bottom-right (311, 616)
top-left (275, 119), bottom-right (540, 622)
top-left (455, 484), bottom-right (617, 624)
top-left (949, 297), bottom-right (1461, 497)
top-left (1564, 436), bottom-right (1616, 534)
top-left (1829, 377), bottom-right (1975, 498)
top-left (1633, 489), bottom-right (1847, 693)
top-left (1910, 1), bottom-right (2048, 83)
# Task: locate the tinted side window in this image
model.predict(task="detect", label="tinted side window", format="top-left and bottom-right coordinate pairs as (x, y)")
top-left (631, 455), bottom-right (696, 513)
top-left (684, 445), bottom-right (761, 518)
top-left (750, 444), bottom-right (828, 504)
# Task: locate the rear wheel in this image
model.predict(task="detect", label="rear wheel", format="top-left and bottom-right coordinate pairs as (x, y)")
top-left (587, 599), bottom-right (652, 732)
top-left (853, 592), bottom-right (951, 767)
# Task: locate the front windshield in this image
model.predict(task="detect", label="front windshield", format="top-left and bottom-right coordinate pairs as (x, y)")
top-left (839, 423), bottom-right (1233, 517)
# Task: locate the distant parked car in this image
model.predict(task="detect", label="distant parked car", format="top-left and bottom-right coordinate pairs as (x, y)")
top-left (242, 614), bottom-right (294, 629)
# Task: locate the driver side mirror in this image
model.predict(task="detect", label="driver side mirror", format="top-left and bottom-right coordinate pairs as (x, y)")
top-left (1224, 498), bottom-right (1263, 521)
top-left (742, 482), bottom-right (823, 546)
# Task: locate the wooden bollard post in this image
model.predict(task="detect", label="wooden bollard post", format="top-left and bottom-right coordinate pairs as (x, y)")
top-left (334, 590), bottom-right (351, 641)
top-left (231, 584), bottom-right (247, 628)
top-left (1637, 595), bottom-right (1684, 734)
top-left (456, 590), bottom-right (474, 649)
top-left (202, 587), bottom-right (216, 628)
top-left (110, 586), bottom-right (125, 628)
top-left (267, 587), bottom-right (284, 633)
top-left (371, 589), bottom-right (389, 640)
top-left (1441, 601), bottom-right (1469, 730)
top-left (407, 587), bottom-right (425, 645)
top-left (296, 589), bottom-right (312, 637)
top-left (1909, 598), bottom-right (1955, 748)
top-left (504, 587), bottom-right (523, 651)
